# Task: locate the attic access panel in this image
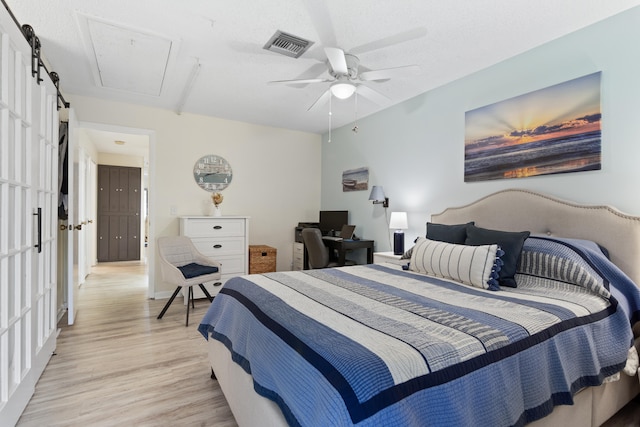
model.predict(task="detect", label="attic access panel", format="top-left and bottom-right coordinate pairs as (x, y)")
top-left (84, 17), bottom-right (173, 96)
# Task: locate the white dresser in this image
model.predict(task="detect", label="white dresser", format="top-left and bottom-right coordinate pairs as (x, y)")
top-left (180, 216), bottom-right (250, 300)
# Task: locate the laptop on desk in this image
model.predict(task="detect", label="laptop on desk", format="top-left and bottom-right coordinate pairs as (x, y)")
top-left (323, 224), bottom-right (356, 241)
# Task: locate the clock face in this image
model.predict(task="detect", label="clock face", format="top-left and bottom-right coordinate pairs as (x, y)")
top-left (193, 155), bottom-right (233, 192)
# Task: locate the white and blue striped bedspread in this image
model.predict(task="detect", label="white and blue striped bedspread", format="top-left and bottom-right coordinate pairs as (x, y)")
top-left (198, 238), bottom-right (639, 427)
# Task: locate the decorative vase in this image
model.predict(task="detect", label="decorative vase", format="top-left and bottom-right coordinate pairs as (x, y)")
top-left (213, 205), bottom-right (222, 217)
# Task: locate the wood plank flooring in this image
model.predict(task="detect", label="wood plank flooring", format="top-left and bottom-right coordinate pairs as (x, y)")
top-left (16, 261), bottom-right (640, 426)
top-left (17, 261), bottom-right (237, 427)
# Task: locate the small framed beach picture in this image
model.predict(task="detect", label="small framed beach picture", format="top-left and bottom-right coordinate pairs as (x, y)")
top-left (342, 167), bottom-right (369, 192)
top-left (464, 72), bottom-right (601, 182)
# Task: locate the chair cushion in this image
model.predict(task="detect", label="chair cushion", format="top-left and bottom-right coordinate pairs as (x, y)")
top-left (178, 263), bottom-right (219, 279)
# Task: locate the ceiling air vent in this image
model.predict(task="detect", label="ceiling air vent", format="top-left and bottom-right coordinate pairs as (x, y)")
top-left (263, 30), bottom-right (314, 58)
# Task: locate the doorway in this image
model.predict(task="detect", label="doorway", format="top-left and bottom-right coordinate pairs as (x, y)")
top-left (59, 121), bottom-right (155, 321)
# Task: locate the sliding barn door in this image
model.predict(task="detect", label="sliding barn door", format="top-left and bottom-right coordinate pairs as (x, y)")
top-left (0, 11), bottom-right (59, 425)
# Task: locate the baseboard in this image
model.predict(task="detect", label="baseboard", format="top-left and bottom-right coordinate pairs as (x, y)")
top-left (154, 290), bottom-right (181, 300)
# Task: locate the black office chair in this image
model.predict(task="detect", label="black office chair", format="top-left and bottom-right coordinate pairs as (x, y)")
top-left (301, 228), bottom-right (356, 269)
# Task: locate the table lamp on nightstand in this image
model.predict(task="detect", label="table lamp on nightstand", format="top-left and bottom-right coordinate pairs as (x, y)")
top-left (389, 212), bottom-right (408, 255)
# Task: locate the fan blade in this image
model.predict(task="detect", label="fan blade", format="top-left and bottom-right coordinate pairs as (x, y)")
top-left (325, 47), bottom-right (348, 75)
top-left (356, 85), bottom-right (390, 105)
top-left (307, 90), bottom-right (331, 111)
top-left (300, 62), bottom-right (331, 80)
top-left (268, 78), bottom-right (332, 85)
top-left (350, 27), bottom-right (428, 55)
top-left (359, 65), bottom-right (420, 82)
top-left (268, 62), bottom-right (332, 86)
top-left (300, 0), bottom-right (338, 47)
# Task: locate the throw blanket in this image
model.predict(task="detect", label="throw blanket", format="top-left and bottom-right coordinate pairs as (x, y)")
top-left (199, 238), bottom-right (639, 427)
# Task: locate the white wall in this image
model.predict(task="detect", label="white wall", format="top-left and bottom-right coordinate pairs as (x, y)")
top-left (68, 95), bottom-right (322, 296)
top-left (321, 7), bottom-right (640, 253)
top-left (98, 152), bottom-right (145, 168)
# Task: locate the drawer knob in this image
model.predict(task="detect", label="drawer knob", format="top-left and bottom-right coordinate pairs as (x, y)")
top-left (213, 225), bottom-right (222, 230)
top-left (213, 244), bottom-right (222, 249)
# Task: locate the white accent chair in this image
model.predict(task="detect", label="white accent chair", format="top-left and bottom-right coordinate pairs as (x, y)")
top-left (156, 236), bottom-right (222, 326)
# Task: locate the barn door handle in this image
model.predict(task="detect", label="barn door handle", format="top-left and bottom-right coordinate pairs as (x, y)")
top-left (33, 208), bottom-right (42, 253)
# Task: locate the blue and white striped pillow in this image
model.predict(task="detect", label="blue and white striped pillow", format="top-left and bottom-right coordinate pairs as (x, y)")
top-left (410, 237), bottom-right (501, 290)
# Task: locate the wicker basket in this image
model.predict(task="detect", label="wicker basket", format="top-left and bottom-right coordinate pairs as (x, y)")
top-left (249, 245), bottom-right (277, 274)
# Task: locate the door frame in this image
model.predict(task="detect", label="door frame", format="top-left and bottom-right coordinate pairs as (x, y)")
top-left (76, 121), bottom-right (156, 296)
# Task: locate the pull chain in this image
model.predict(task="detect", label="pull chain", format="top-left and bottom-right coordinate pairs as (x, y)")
top-left (352, 90), bottom-right (359, 133)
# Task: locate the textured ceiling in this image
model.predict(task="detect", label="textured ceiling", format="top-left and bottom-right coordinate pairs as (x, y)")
top-left (7, 0), bottom-right (640, 135)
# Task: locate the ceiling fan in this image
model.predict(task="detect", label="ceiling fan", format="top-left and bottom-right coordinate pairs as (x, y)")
top-left (268, 46), bottom-right (420, 111)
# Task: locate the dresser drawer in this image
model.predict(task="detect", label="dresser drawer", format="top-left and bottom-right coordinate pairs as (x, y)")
top-left (181, 218), bottom-right (246, 237)
top-left (216, 254), bottom-right (246, 275)
top-left (191, 236), bottom-right (245, 256)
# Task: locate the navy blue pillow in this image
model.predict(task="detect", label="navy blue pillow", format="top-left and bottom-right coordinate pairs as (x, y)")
top-left (426, 222), bottom-right (474, 244)
top-left (465, 225), bottom-right (530, 288)
top-left (178, 262), bottom-right (219, 279)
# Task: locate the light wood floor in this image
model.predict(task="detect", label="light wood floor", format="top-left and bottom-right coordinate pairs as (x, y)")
top-left (16, 262), bottom-right (640, 427)
top-left (17, 261), bottom-right (237, 427)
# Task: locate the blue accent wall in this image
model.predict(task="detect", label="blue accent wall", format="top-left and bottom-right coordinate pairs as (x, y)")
top-left (321, 7), bottom-right (640, 253)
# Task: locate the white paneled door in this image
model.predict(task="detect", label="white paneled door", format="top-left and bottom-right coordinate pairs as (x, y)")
top-left (65, 109), bottom-right (79, 325)
top-left (0, 10), bottom-right (59, 426)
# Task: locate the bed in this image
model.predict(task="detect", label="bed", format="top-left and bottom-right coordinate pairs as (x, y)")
top-left (198, 189), bottom-right (640, 426)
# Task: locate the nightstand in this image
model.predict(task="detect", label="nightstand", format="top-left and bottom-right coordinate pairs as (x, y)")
top-left (373, 251), bottom-right (406, 265)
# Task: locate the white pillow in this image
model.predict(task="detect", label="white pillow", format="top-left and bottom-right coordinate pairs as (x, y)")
top-left (409, 237), bottom-right (500, 290)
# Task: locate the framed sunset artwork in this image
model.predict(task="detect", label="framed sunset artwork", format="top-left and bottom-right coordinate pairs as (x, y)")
top-left (464, 72), bottom-right (601, 182)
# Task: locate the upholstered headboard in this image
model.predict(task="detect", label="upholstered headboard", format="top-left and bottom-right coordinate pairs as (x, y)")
top-left (431, 189), bottom-right (640, 286)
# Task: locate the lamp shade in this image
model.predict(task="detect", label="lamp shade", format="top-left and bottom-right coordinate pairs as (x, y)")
top-left (368, 186), bottom-right (386, 202)
top-left (330, 82), bottom-right (356, 99)
top-left (389, 212), bottom-right (408, 230)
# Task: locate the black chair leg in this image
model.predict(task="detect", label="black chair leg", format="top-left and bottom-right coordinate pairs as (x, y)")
top-left (199, 284), bottom-right (214, 302)
top-left (157, 287), bottom-right (181, 319)
top-left (185, 287), bottom-right (193, 327)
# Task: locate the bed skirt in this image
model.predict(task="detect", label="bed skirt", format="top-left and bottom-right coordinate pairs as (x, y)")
top-left (209, 337), bottom-right (639, 427)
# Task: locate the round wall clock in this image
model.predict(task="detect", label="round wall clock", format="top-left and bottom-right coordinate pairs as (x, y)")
top-left (193, 155), bottom-right (233, 192)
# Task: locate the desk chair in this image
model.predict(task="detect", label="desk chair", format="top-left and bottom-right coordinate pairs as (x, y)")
top-left (301, 228), bottom-right (356, 269)
top-left (157, 236), bottom-right (222, 326)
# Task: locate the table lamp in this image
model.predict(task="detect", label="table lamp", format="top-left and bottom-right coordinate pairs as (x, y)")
top-left (389, 212), bottom-right (408, 255)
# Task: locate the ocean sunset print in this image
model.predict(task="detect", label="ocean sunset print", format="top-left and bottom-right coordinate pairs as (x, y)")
top-left (464, 72), bottom-right (601, 182)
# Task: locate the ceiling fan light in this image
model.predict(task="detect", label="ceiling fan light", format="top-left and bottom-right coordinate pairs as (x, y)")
top-left (330, 82), bottom-right (356, 99)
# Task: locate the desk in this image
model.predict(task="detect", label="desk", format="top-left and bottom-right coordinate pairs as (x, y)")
top-left (322, 238), bottom-right (374, 266)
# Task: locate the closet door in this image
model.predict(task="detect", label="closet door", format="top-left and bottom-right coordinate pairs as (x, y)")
top-left (97, 165), bottom-right (141, 261)
top-left (0, 10), bottom-right (58, 425)
top-left (127, 167), bottom-right (141, 259)
top-left (127, 215), bottom-right (140, 260)
top-left (127, 167), bottom-right (140, 214)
